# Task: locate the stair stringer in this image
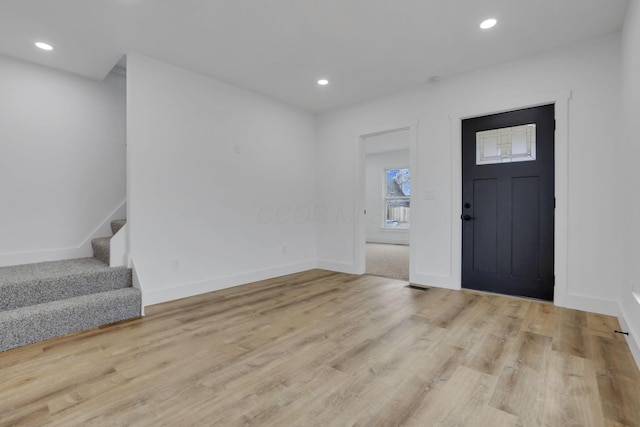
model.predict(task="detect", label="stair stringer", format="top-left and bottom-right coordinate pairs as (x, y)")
top-left (110, 223), bottom-right (129, 268)
top-left (130, 257), bottom-right (145, 316)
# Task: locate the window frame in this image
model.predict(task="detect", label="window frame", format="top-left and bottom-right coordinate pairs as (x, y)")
top-left (382, 167), bottom-right (410, 229)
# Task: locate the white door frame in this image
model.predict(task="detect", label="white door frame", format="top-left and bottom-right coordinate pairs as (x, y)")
top-left (354, 123), bottom-right (419, 278)
top-left (450, 90), bottom-right (570, 307)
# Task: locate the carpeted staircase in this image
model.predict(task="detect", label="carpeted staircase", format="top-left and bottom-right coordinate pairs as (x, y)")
top-left (0, 220), bottom-right (141, 352)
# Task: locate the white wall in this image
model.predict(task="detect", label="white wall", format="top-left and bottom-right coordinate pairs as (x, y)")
top-left (365, 149), bottom-right (410, 244)
top-left (0, 54), bottom-right (126, 267)
top-left (316, 33), bottom-right (622, 316)
top-left (619, 0), bottom-right (640, 365)
top-left (127, 53), bottom-right (317, 306)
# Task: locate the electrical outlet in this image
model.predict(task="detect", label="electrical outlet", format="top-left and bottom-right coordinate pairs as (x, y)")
top-left (234, 143), bottom-right (241, 154)
top-left (282, 245), bottom-right (287, 255)
top-left (171, 259), bottom-right (180, 271)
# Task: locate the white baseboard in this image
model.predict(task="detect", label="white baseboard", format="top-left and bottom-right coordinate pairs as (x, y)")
top-left (410, 272), bottom-right (457, 290)
top-left (366, 237), bottom-right (410, 245)
top-left (618, 294), bottom-right (640, 371)
top-left (0, 201), bottom-right (126, 267)
top-left (315, 259), bottom-right (360, 275)
top-left (559, 292), bottom-right (621, 317)
top-left (143, 260), bottom-right (316, 306)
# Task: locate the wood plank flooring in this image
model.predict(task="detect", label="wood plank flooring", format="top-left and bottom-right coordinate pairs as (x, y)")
top-left (1, 270), bottom-right (639, 426)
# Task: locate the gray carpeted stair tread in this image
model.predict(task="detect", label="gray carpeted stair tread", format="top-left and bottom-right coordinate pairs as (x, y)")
top-left (0, 288), bottom-right (141, 352)
top-left (0, 257), bottom-right (115, 286)
top-left (91, 237), bottom-right (111, 265)
top-left (111, 219), bottom-right (126, 235)
top-left (0, 260), bottom-right (132, 311)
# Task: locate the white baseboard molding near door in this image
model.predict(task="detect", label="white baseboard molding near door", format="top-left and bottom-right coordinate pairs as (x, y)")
top-left (618, 295), bottom-right (640, 371)
top-left (409, 272), bottom-right (457, 290)
top-left (560, 293), bottom-right (620, 317)
top-left (315, 259), bottom-right (360, 275)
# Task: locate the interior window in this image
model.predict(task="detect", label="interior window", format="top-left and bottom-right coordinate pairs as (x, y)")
top-left (384, 168), bottom-right (410, 228)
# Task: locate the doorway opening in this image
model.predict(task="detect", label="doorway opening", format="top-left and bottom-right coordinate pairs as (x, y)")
top-left (360, 128), bottom-right (411, 281)
top-left (365, 243), bottom-right (410, 281)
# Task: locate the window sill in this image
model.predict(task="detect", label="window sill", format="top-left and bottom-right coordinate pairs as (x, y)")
top-left (380, 227), bottom-right (410, 232)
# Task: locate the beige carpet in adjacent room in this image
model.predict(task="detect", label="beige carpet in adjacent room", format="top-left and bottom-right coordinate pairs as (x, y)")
top-left (365, 243), bottom-right (409, 281)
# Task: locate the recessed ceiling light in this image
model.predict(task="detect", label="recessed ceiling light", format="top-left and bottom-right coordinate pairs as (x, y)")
top-left (35, 42), bottom-right (53, 51)
top-left (480, 18), bottom-right (497, 29)
top-left (317, 79), bottom-right (329, 86)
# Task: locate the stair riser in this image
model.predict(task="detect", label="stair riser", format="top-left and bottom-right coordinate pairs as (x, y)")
top-left (111, 219), bottom-right (126, 236)
top-left (91, 238), bottom-right (111, 265)
top-left (0, 268), bottom-right (132, 311)
top-left (0, 289), bottom-right (141, 352)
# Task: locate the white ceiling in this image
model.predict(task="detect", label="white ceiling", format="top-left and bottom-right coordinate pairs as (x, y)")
top-left (0, 0), bottom-right (629, 113)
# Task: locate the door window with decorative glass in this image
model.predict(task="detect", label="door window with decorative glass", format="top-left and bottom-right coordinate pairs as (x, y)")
top-left (384, 168), bottom-right (410, 228)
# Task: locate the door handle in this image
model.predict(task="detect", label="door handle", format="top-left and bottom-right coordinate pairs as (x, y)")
top-left (461, 214), bottom-right (475, 221)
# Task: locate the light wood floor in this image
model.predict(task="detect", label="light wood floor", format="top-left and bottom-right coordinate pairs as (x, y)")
top-left (1, 270), bottom-right (639, 426)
